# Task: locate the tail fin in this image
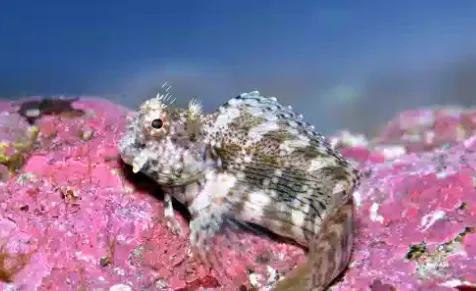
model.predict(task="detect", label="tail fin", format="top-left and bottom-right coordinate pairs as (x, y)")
top-left (274, 198), bottom-right (355, 291)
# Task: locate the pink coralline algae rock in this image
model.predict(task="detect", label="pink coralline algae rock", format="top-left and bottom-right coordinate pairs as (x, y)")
top-left (0, 97), bottom-right (475, 291)
top-left (375, 106), bottom-right (476, 153)
top-left (0, 111), bottom-right (38, 181)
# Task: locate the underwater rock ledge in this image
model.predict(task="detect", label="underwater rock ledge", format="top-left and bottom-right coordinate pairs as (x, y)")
top-left (0, 96), bottom-right (475, 290)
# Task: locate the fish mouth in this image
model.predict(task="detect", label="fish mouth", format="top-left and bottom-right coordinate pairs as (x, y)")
top-left (119, 147), bottom-right (207, 186)
top-left (118, 134), bottom-right (216, 186)
top-left (117, 139), bottom-right (144, 170)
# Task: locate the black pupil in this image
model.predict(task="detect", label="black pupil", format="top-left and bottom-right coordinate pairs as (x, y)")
top-left (151, 118), bottom-right (163, 129)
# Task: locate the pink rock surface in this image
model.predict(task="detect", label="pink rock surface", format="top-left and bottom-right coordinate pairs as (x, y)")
top-left (0, 97), bottom-right (475, 290)
top-left (0, 111), bottom-right (38, 181)
top-left (375, 106), bottom-right (476, 153)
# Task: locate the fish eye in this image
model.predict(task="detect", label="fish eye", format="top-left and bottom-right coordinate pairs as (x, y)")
top-left (151, 118), bottom-right (163, 129)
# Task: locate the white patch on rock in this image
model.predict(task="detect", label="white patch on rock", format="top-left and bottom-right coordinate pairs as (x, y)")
top-left (266, 266), bottom-right (277, 284)
top-left (439, 279), bottom-right (476, 288)
top-left (369, 202), bottom-right (384, 223)
top-left (375, 145), bottom-right (407, 160)
top-left (249, 272), bottom-right (264, 288)
top-left (25, 108), bottom-right (41, 118)
top-left (464, 135), bottom-right (476, 148)
top-left (421, 210), bottom-right (446, 231)
top-left (109, 284), bottom-right (132, 291)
